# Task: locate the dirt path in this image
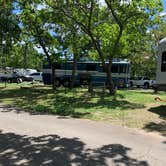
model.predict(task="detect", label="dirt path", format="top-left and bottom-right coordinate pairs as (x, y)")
top-left (0, 106), bottom-right (165, 166)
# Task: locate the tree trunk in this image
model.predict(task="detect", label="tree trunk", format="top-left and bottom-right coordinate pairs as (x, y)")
top-left (36, 27), bottom-right (56, 90)
top-left (51, 64), bottom-right (56, 90)
top-left (106, 61), bottom-right (116, 95)
top-left (70, 29), bottom-right (78, 89)
top-left (71, 54), bottom-right (77, 88)
top-left (23, 43), bottom-right (28, 69)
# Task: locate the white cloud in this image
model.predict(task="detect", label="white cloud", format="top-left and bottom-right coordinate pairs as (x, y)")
top-left (99, 0), bottom-right (106, 6)
top-left (159, 12), bottom-right (166, 17)
top-left (36, 4), bottom-right (47, 10)
top-left (99, 0), bottom-right (132, 6)
top-left (34, 45), bottom-right (44, 54)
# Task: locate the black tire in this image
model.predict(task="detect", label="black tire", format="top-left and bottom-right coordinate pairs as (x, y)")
top-left (63, 80), bottom-right (71, 87)
top-left (17, 78), bottom-right (23, 84)
top-left (55, 79), bottom-right (61, 87)
top-left (144, 83), bottom-right (149, 89)
top-left (130, 81), bottom-right (133, 87)
top-left (153, 86), bottom-right (158, 93)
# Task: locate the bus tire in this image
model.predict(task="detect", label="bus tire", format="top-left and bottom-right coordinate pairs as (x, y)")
top-left (55, 79), bottom-right (61, 87)
top-left (63, 80), bottom-right (71, 87)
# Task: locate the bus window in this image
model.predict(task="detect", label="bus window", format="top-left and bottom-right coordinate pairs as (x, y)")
top-left (65, 63), bottom-right (73, 70)
top-left (161, 51), bottom-right (166, 72)
top-left (86, 63), bottom-right (96, 71)
top-left (43, 62), bottom-right (51, 69)
top-left (111, 64), bottom-right (118, 73)
top-left (77, 63), bottom-right (86, 70)
top-left (127, 64), bottom-right (131, 74)
top-left (119, 64), bottom-right (126, 73)
top-left (55, 63), bottom-right (62, 69)
top-left (96, 63), bottom-right (106, 72)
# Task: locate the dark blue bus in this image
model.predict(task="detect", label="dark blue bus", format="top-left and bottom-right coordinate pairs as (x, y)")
top-left (42, 60), bottom-right (131, 88)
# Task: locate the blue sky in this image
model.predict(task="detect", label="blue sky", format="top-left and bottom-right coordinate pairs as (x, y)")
top-left (160, 0), bottom-right (166, 16)
top-left (163, 0), bottom-right (166, 10)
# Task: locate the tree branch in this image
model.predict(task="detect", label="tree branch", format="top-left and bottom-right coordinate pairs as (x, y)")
top-left (105, 0), bottom-right (123, 29)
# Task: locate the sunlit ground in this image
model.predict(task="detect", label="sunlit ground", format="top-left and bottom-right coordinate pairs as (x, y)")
top-left (0, 82), bottom-right (165, 136)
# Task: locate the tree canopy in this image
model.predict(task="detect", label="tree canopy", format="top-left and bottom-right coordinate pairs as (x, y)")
top-left (0, 0), bottom-right (165, 92)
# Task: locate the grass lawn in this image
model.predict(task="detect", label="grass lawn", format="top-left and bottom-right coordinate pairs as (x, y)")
top-left (0, 82), bottom-right (165, 136)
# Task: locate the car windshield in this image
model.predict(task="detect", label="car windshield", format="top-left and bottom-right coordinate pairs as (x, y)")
top-left (135, 77), bottom-right (142, 80)
top-left (30, 73), bottom-right (40, 76)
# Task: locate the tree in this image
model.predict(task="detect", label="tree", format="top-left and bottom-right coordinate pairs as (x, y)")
top-left (46, 0), bottom-right (163, 95)
top-left (8, 41), bottom-right (43, 70)
top-left (57, 19), bottom-right (92, 88)
top-left (128, 5), bottom-right (165, 77)
top-left (0, 0), bottom-right (21, 67)
top-left (19, 0), bottom-right (62, 89)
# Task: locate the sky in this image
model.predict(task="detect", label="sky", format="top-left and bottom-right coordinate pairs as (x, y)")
top-left (159, 0), bottom-right (166, 16)
top-left (99, 0), bottom-right (166, 14)
top-left (23, 0), bottom-right (166, 54)
top-left (164, 0), bottom-right (166, 10)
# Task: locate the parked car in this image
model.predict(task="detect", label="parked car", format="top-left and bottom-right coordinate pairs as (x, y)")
top-left (30, 72), bottom-right (43, 82)
top-left (21, 75), bottom-right (34, 82)
top-left (129, 76), bottom-right (155, 89)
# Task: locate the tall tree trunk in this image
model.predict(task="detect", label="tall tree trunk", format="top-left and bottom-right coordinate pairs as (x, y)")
top-left (51, 64), bottom-right (56, 90)
top-left (70, 30), bottom-right (78, 89)
top-left (36, 27), bottom-right (57, 90)
top-left (71, 54), bottom-right (77, 88)
top-left (106, 61), bottom-right (116, 95)
top-left (23, 43), bottom-right (28, 69)
top-left (89, 33), bottom-right (116, 95)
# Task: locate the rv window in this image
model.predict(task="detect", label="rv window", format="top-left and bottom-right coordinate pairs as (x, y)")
top-left (161, 52), bottom-right (166, 72)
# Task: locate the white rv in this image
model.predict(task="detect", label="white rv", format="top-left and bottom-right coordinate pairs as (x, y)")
top-left (0, 67), bottom-right (14, 79)
top-left (155, 38), bottom-right (166, 91)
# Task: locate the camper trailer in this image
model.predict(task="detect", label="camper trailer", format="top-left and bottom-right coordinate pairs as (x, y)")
top-left (154, 38), bottom-right (166, 91)
top-left (0, 67), bottom-right (14, 81)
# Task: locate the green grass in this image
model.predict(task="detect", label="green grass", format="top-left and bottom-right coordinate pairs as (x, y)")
top-left (0, 82), bottom-right (165, 135)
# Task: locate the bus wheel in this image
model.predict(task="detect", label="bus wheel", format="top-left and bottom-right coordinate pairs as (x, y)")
top-left (55, 79), bottom-right (61, 87)
top-left (63, 80), bottom-right (71, 87)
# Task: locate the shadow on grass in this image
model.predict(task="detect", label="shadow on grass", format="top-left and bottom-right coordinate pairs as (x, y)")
top-left (0, 87), bottom-right (145, 118)
top-left (143, 105), bottom-right (166, 137)
top-left (129, 90), bottom-right (156, 95)
top-left (0, 130), bottom-right (149, 166)
top-left (52, 94), bottom-right (144, 110)
top-left (148, 105), bottom-right (166, 120)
